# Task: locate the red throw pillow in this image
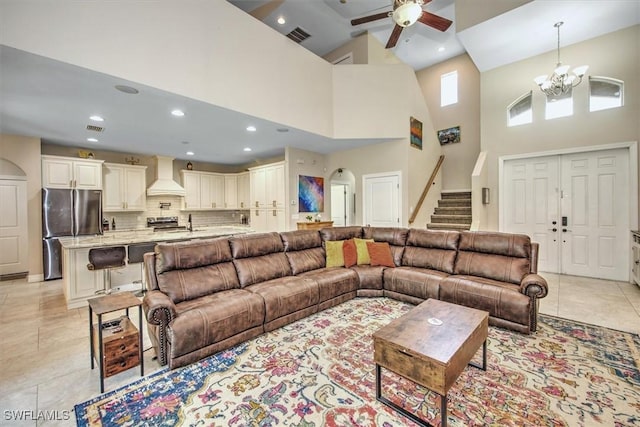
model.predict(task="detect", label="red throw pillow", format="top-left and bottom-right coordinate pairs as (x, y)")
top-left (366, 241), bottom-right (395, 267)
top-left (343, 239), bottom-right (357, 267)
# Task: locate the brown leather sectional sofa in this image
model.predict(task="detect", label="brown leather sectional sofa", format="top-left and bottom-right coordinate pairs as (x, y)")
top-left (143, 227), bottom-right (548, 369)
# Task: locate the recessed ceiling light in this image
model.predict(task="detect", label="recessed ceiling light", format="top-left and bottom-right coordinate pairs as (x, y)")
top-left (114, 85), bottom-right (139, 94)
top-left (89, 115), bottom-right (104, 122)
top-left (243, 147), bottom-right (252, 152)
top-left (246, 125), bottom-right (257, 132)
top-left (186, 151), bottom-right (194, 156)
top-left (171, 109), bottom-right (185, 117)
top-left (277, 16), bottom-right (286, 25)
top-left (438, 46), bottom-right (445, 52)
top-left (87, 137), bottom-right (98, 142)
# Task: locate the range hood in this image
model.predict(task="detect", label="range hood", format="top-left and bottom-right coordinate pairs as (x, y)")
top-left (146, 156), bottom-right (186, 197)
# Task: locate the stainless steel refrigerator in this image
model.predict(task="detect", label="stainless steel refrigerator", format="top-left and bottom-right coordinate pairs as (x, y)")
top-left (42, 188), bottom-right (103, 280)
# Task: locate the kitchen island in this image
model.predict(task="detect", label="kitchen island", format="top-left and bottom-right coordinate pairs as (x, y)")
top-left (59, 225), bottom-right (252, 308)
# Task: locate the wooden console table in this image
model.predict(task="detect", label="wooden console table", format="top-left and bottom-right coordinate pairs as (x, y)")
top-left (297, 221), bottom-right (333, 231)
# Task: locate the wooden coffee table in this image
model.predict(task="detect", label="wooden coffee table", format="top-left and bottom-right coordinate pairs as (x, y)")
top-left (373, 299), bottom-right (488, 427)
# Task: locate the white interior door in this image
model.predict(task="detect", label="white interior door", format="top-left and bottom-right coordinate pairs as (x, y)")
top-left (560, 149), bottom-right (629, 280)
top-left (363, 172), bottom-right (400, 227)
top-left (502, 147), bottom-right (630, 280)
top-left (0, 179), bottom-right (28, 276)
top-left (331, 184), bottom-right (347, 226)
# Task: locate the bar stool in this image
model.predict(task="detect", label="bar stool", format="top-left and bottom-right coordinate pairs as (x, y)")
top-left (88, 246), bottom-right (127, 295)
top-left (127, 242), bottom-right (157, 297)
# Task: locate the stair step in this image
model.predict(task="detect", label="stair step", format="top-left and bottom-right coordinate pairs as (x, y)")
top-left (441, 191), bottom-right (472, 200)
top-left (427, 223), bottom-right (471, 231)
top-left (430, 214), bottom-right (472, 224)
top-left (434, 207), bottom-right (471, 215)
top-left (438, 199), bottom-right (471, 207)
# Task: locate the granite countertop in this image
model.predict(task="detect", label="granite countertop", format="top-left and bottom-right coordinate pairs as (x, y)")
top-left (59, 225), bottom-right (253, 249)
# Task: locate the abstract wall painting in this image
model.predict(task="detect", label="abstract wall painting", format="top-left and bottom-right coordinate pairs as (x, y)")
top-left (298, 175), bottom-right (324, 212)
top-left (410, 116), bottom-right (423, 150)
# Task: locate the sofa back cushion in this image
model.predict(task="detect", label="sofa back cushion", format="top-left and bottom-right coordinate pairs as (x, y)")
top-left (454, 231), bottom-right (531, 284)
top-left (363, 227), bottom-right (408, 266)
top-left (280, 229), bottom-right (326, 275)
top-left (402, 229), bottom-right (460, 274)
top-left (154, 238), bottom-right (240, 303)
top-left (320, 226), bottom-right (363, 242)
top-left (230, 232), bottom-right (292, 287)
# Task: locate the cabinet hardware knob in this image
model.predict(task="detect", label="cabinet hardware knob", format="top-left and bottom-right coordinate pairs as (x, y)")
top-left (120, 344), bottom-right (126, 351)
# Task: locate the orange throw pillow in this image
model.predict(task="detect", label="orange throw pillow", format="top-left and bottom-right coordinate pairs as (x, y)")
top-left (366, 241), bottom-right (395, 267)
top-left (343, 239), bottom-right (357, 267)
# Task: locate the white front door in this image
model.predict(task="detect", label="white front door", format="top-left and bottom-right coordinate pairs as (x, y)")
top-left (331, 184), bottom-right (347, 226)
top-left (560, 149), bottom-right (629, 279)
top-left (502, 147), bottom-right (630, 281)
top-left (503, 155), bottom-right (559, 273)
top-left (363, 172), bottom-right (400, 227)
top-left (0, 179), bottom-right (28, 276)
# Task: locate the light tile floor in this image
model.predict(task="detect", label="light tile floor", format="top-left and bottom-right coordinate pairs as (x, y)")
top-left (0, 274), bottom-right (639, 426)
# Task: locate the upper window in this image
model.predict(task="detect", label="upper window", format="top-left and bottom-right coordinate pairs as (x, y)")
top-left (441, 71), bottom-right (458, 107)
top-left (589, 76), bottom-right (624, 112)
top-left (507, 91), bottom-right (532, 126)
top-left (545, 88), bottom-right (573, 120)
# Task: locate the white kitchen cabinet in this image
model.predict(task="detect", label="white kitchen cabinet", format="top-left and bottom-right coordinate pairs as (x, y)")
top-left (250, 161), bottom-right (286, 209)
top-left (62, 246), bottom-right (103, 308)
top-left (250, 208), bottom-right (286, 232)
top-left (182, 170), bottom-right (225, 210)
top-left (103, 163), bottom-right (147, 211)
top-left (42, 155), bottom-right (103, 189)
top-left (224, 175), bottom-right (238, 209)
top-left (237, 172), bottom-right (250, 209)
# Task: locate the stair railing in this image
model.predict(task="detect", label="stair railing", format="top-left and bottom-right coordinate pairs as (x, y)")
top-left (408, 155), bottom-right (445, 225)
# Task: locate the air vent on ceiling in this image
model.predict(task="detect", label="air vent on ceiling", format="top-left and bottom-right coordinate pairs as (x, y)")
top-left (286, 27), bottom-right (311, 43)
top-left (86, 125), bottom-right (104, 132)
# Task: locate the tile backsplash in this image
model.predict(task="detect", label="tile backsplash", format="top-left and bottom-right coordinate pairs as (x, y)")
top-left (105, 196), bottom-right (249, 230)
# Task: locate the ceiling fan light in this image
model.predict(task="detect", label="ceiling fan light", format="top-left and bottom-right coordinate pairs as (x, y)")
top-left (565, 75), bottom-right (576, 85)
top-left (392, 3), bottom-right (422, 27)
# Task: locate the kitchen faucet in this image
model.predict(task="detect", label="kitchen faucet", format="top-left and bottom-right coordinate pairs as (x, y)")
top-left (187, 214), bottom-right (193, 232)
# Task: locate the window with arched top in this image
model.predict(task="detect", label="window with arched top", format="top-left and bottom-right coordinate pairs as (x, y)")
top-left (589, 76), bottom-right (624, 112)
top-left (507, 91), bottom-right (532, 126)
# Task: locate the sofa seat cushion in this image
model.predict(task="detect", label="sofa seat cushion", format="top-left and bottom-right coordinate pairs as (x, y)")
top-left (350, 265), bottom-right (387, 290)
top-left (169, 289), bottom-right (265, 358)
top-left (439, 275), bottom-right (531, 327)
top-left (298, 267), bottom-right (358, 303)
top-left (383, 266), bottom-right (446, 300)
top-left (245, 277), bottom-right (319, 323)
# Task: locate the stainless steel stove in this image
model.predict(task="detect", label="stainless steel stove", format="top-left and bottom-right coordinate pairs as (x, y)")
top-left (146, 216), bottom-right (186, 232)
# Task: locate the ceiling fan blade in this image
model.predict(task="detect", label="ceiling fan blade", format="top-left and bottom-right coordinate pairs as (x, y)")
top-left (417, 11), bottom-right (453, 32)
top-left (351, 11), bottom-right (390, 26)
top-left (385, 24), bottom-right (403, 49)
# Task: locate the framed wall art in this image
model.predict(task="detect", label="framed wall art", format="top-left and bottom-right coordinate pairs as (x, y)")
top-left (410, 116), bottom-right (422, 150)
top-left (437, 125), bottom-right (461, 145)
top-left (298, 175), bottom-right (324, 212)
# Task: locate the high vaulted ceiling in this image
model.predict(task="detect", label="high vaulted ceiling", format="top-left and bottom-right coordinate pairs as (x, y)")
top-left (0, 1), bottom-right (638, 166)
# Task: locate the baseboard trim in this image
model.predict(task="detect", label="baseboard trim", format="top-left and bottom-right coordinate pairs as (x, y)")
top-left (28, 274), bottom-right (45, 283)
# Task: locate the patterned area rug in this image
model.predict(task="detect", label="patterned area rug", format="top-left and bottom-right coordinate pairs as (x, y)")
top-left (75, 298), bottom-right (640, 426)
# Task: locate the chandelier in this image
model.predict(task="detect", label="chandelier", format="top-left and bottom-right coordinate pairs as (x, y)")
top-left (391, 0), bottom-right (424, 28)
top-left (534, 22), bottom-right (588, 97)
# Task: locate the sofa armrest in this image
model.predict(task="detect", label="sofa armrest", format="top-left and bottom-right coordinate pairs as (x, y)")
top-left (520, 273), bottom-right (548, 299)
top-left (143, 290), bottom-right (177, 326)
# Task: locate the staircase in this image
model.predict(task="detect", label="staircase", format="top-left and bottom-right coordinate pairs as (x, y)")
top-left (427, 191), bottom-right (472, 231)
